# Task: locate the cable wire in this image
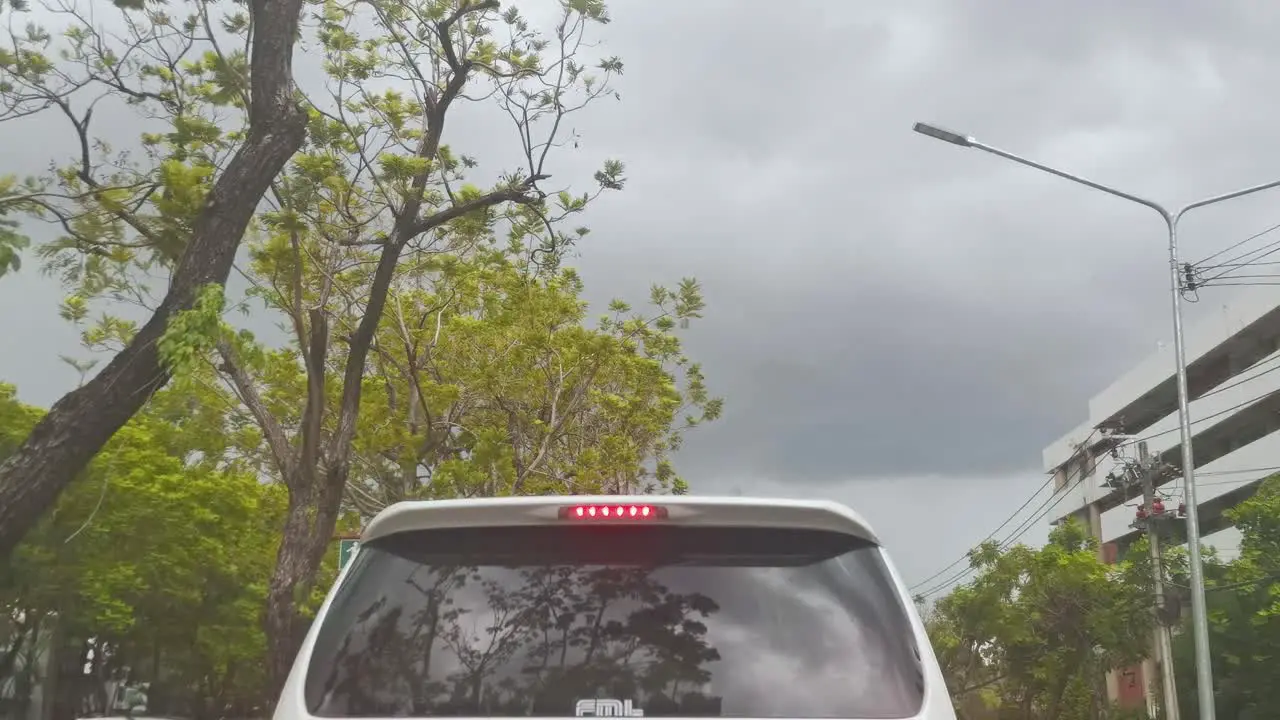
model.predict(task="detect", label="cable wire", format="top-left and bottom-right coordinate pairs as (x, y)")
top-left (1166, 570), bottom-right (1280, 594)
top-left (1115, 382), bottom-right (1280, 449)
top-left (916, 355), bottom-right (1280, 599)
top-left (1197, 281), bottom-right (1280, 288)
top-left (908, 428), bottom-right (1100, 594)
top-left (908, 474), bottom-right (1056, 593)
top-left (913, 443), bottom-right (1109, 599)
top-left (1191, 221), bottom-right (1280, 269)
top-left (1199, 242), bottom-right (1280, 284)
top-left (1196, 465), bottom-right (1280, 478)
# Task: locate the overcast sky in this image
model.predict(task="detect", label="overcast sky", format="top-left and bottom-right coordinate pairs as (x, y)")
top-left (2, 0), bottom-right (1278, 590)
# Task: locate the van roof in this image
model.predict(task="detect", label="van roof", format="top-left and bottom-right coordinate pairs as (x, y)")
top-left (362, 495), bottom-right (881, 545)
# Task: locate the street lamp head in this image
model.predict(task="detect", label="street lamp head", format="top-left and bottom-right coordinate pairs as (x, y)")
top-left (913, 122), bottom-right (972, 147)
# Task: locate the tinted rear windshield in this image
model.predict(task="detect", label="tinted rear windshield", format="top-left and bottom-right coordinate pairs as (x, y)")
top-left (305, 524), bottom-right (924, 718)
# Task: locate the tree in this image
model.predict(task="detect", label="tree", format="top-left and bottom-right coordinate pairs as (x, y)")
top-left (0, 0), bottom-right (310, 559)
top-left (200, 0), bottom-right (632, 687)
top-left (342, 251), bottom-right (721, 510)
top-left (1168, 475), bottom-right (1280, 719)
top-left (925, 521), bottom-right (1153, 720)
top-left (220, 249), bottom-right (719, 686)
top-left (0, 380), bottom-right (288, 717)
top-left (0, 383), bottom-right (43, 710)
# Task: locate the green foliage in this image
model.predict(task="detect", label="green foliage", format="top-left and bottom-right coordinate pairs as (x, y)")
top-left (0, 384), bottom-right (41, 454)
top-left (1164, 474), bottom-right (1280, 719)
top-left (1227, 472), bottom-right (1280, 562)
top-left (340, 251), bottom-right (721, 512)
top-left (0, 177), bottom-right (31, 277)
top-left (0, 0), bottom-right (258, 362)
top-left (925, 520), bottom-right (1152, 720)
top-left (2, 0), bottom-right (722, 701)
top-left (927, 478), bottom-right (1280, 720)
top-left (157, 283), bottom-right (226, 377)
top-left (262, 0), bottom-right (628, 283)
top-left (0, 380), bottom-right (284, 713)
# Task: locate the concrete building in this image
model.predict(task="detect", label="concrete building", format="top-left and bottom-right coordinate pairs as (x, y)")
top-left (1041, 285), bottom-right (1280, 714)
top-left (1043, 285), bottom-right (1280, 556)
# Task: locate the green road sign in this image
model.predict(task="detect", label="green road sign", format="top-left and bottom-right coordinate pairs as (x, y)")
top-left (338, 538), bottom-right (360, 571)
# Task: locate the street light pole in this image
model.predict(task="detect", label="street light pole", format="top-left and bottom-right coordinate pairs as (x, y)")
top-left (913, 121), bottom-right (1280, 720)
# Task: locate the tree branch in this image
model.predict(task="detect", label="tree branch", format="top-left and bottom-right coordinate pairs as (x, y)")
top-left (0, 0), bottom-right (309, 559)
top-left (216, 342), bottom-right (295, 482)
top-left (324, 239), bottom-right (404, 477)
top-left (299, 308), bottom-right (330, 476)
top-left (404, 175), bottom-right (549, 239)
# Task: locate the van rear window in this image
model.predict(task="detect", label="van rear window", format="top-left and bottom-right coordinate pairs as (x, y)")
top-left (305, 525), bottom-right (924, 718)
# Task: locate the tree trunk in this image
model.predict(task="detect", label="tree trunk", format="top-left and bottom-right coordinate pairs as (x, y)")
top-left (0, 0), bottom-right (308, 561)
top-left (264, 469), bottom-right (346, 697)
top-left (1089, 649), bottom-right (1109, 720)
top-left (1046, 671), bottom-right (1072, 720)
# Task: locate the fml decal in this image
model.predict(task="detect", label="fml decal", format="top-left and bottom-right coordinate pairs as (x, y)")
top-left (574, 699), bottom-right (644, 717)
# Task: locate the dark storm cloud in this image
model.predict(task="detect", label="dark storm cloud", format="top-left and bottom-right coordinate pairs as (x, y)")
top-left (4, 0), bottom-right (1280, 578)
top-left (551, 0), bottom-right (1280, 485)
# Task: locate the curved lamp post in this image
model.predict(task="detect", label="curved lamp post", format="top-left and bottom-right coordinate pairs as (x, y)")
top-left (914, 120), bottom-right (1280, 720)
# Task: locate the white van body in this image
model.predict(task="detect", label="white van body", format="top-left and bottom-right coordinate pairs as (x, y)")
top-left (274, 495), bottom-right (957, 720)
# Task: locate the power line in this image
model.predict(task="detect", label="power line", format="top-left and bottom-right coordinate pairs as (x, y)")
top-left (1197, 261), bottom-right (1280, 269)
top-left (1197, 465), bottom-right (1280, 478)
top-left (1195, 281), bottom-right (1280, 288)
top-left (1086, 353), bottom-right (1280, 463)
top-left (1197, 242), bottom-right (1280, 285)
top-left (908, 475), bottom-right (1054, 592)
top-left (1167, 570), bottom-right (1280, 594)
top-left (1116, 383), bottom-right (1280, 449)
top-left (915, 353), bottom-right (1280, 600)
top-left (1184, 220), bottom-right (1280, 298)
top-left (908, 429), bottom-right (1099, 594)
top-left (1200, 274), bottom-right (1280, 281)
top-left (1105, 384), bottom-right (1280, 500)
top-left (1192, 220), bottom-right (1280, 271)
top-left (1198, 354), bottom-right (1280, 401)
top-left (913, 440), bottom-right (1270, 600)
top-left (1201, 248), bottom-right (1280, 284)
top-left (914, 443), bottom-right (1109, 599)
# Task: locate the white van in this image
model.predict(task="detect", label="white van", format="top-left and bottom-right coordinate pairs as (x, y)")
top-left (273, 496), bottom-right (957, 720)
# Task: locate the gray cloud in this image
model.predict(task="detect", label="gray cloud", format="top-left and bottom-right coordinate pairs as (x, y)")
top-left (3, 0), bottom-right (1279, 585)
top-left (559, 0), bottom-right (1280, 486)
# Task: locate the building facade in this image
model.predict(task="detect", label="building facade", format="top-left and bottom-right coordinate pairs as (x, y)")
top-left (1041, 286), bottom-right (1280, 713)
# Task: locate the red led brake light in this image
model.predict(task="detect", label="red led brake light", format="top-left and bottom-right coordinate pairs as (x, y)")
top-left (560, 504), bottom-right (667, 520)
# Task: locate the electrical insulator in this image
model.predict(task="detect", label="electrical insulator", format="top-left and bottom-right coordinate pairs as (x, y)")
top-left (1152, 498), bottom-right (1165, 514)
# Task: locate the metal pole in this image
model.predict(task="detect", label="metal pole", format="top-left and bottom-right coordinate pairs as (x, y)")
top-left (912, 121), bottom-right (1280, 720)
top-left (1166, 213), bottom-right (1213, 720)
top-left (1138, 441), bottom-right (1179, 720)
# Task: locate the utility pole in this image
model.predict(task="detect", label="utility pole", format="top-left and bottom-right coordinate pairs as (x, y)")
top-left (912, 121), bottom-right (1280, 720)
top-left (1138, 441), bottom-right (1179, 720)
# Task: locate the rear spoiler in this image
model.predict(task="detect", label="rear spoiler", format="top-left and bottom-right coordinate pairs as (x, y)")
top-left (362, 495), bottom-right (881, 545)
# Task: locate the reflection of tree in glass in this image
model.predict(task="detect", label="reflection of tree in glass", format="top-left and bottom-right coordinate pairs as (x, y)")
top-left (464, 566), bottom-right (724, 715)
top-left (320, 602), bottom-right (408, 713)
top-left (402, 567), bottom-right (474, 710)
top-left (313, 564), bottom-right (724, 716)
top-left (316, 568), bottom-right (471, 713)
top-left (436, 568), bottom-right (547, 712)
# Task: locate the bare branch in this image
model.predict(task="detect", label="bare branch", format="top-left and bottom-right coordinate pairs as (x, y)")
top-left (216, 341), bottom-right (295, 481)
top-left (402, 174), bottom-right (549, 239)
